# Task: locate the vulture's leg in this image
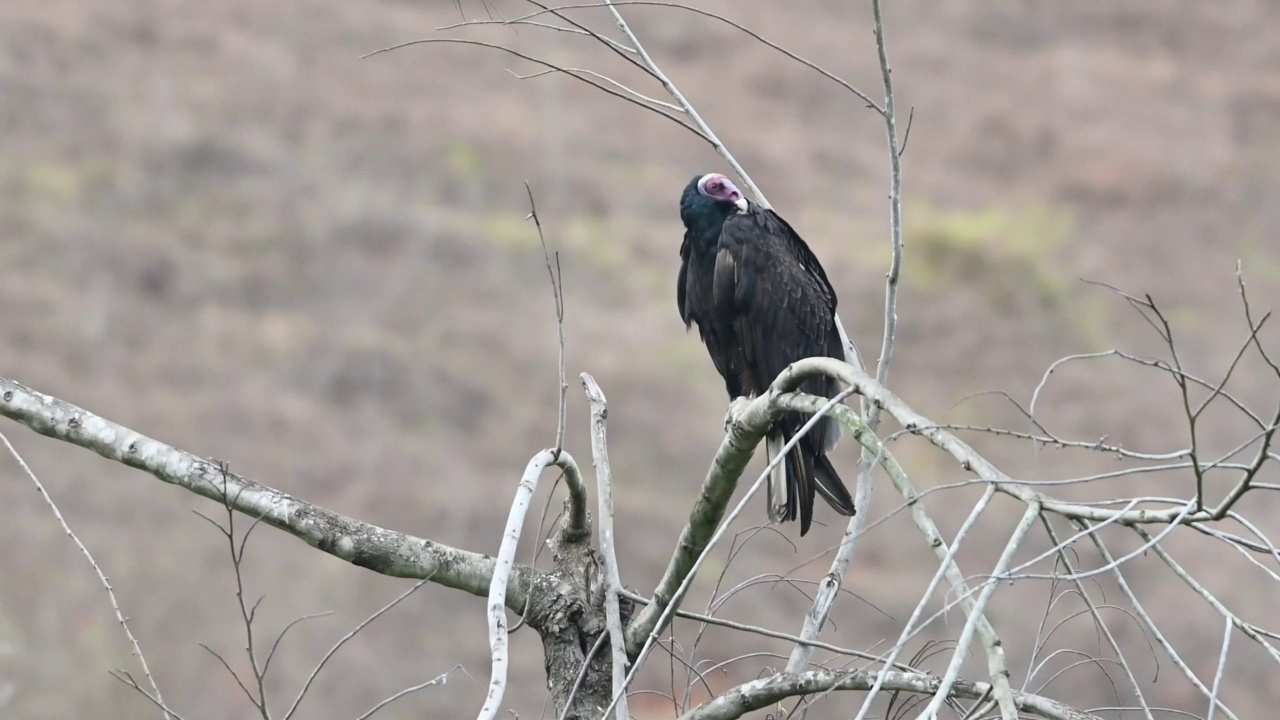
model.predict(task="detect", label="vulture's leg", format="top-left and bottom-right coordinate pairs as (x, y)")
top-left (723, 396), bottom-right (752, 433)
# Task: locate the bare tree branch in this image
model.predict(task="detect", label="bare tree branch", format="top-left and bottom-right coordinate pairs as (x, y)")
top-left (774, 357), bottom-right (1268, 527)
top-left (204, 468), bottom-right (273, 720)
top-left (1131, 525), bottom-right (1280, 665)
top-left (675, 667), bottom-right (1103, 720)
top-left (581, 373), bottom-right (629, 720)
top-left (777, 393), bottom-right (1018, 717)
top-left (479, 449), bottom-right (587, 720)
top-left (0, 377), bottom-right (556, 612)
top-left (918, 502), bottom-right (1039, 720)
top-left (622, 388), bottom-right (776, 655)
top-left (512, 2), bottom-right (882, 113)
top-left (109, 672), bottom-right (189, 720)
top-left (362, 38), bottom-right (697, 135)
top-left (616, 588), bottom-right (922, 667)
top-left (599, 0), bottom-right (766, 206)
top-left (1208, 615), bottom-right (1232, 720)
top-left (1039, 519), bottom-right (1155, 720)
top-left (1085, 523), bottom-right (1240, 720)
top-left (610, 391), bottom-right (855, 716)
top-left (527, 182), bottom-right (568, 460)
top-left (788, 0), bottom-right (908, 675)
top-left (852, 485), bottom-right (997, 720)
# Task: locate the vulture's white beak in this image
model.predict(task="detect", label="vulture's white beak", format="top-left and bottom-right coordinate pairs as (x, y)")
top-left (733, 197), bottom-right (749, 213)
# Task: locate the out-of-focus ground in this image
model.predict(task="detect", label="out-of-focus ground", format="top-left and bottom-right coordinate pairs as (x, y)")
top-left (2, 1), bottom-right (1279, 718)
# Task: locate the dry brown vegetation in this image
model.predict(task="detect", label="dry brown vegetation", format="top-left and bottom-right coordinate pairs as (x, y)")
top-left (3, 1), bottom-right (1280, 718)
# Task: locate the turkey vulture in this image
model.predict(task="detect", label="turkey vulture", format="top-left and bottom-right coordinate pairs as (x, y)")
top-left (677, 172), bottom-right (860, 535)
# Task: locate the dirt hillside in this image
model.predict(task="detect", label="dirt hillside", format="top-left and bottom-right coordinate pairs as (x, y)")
top-left (2, 1), bottom-right (1279, 717)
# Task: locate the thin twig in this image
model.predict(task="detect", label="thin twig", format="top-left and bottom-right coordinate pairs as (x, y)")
top-left (362, 38), bottom-right (697, 135)
top-left (518, 0), bottom-right (649, 71)
top-left (511, 67), bottom-right (683, 110)
top-left (109, 672), bottom-right (189, 720)
top-left (211, 466), bottom-right (272, 720)
top-left (1131, 526), bottom-right (1280, 666)
top-left (1084, 523), bottom-right (1240, 720)
top-left (198, 643), bottom-right (257, 709)
top-left (262, 612), bottom-right (334, 680)
top-left (852, 485), bottom-right (996, 720)
top-left (917, 502), bottom-right (1040, 720)
top-left (1039, 518), bottom-right (1155, 720)
top-left (514, 1), bottom-right (883, 114)
top-left (527, 182), bottom-right (568, 459)
top-left (355, 665), bottom-right (468, 720)
top-left (285, 579), bottom-right (432, 720)
top-left (0, 430), bottom-right (173, 720)
top-left (598, 0), bottom-right (766, 206)
top-left (1206, 615), bottom-right (1232, 720)
top-left (616, 588), bottom-right (920, 667)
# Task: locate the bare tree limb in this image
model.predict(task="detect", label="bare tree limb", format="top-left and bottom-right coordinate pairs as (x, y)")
top-left (201, 467), bottom-right (272, 720)
top-left (852, 485), bottom-right (996, 720)
top-left (109, 672), bottom-right (189, 720)
top-left (479, 449), bottom-right (586, 720)
top-left (777, 393), bottom-right (1018, 717)
top-left (1131, 525), bottom-right (1280, 666)
top-left (0, 377), bottom-right (557, 612)
top-left (622, 389), bottom-right (776, 655)
top-left (917, 502), bottom-right (1038, 720)
top-left (516, 2), bottom-right (882, 113)
top-left (675, 667), bottom-right (1103, 720)
top-left (787, 0), bottom-right (907, 675)
top-left (610, 391), bottom-right (854, 716)
top-left (581, 373), bottom-right (629, 720)
top-left (868, 0), bottom-right (906, 386)
top-left (615, 588), bottom-right (921, 667)
top-left (774, 357), bottom-right (1266, 527)
top-left (1085, 523), bottom-right (1240, 720)
top-left (1207, 615), bottom-right (1232, 720)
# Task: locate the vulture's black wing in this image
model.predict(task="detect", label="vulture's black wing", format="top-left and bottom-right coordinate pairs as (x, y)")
top-left (679, 230), bottom-right (746, 398)
top-left (713, 207), bottom-right (854, 533)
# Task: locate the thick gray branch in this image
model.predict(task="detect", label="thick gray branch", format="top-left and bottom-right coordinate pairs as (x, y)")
top-left (622, 390), bottom-right (776, 655)
top-left (0, 377), bottom-right (557, 612)
top-left (676, 668), bottom-right (1102, 720)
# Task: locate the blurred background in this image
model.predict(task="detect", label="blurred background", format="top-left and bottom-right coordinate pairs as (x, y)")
top-left (2, 1), bottom-right (1279, 718)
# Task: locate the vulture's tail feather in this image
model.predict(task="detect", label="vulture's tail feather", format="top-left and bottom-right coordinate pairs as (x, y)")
top-left (813, 453), bottom-right (856, 518)
top-left (765, 430), bottom-right (790, 524)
